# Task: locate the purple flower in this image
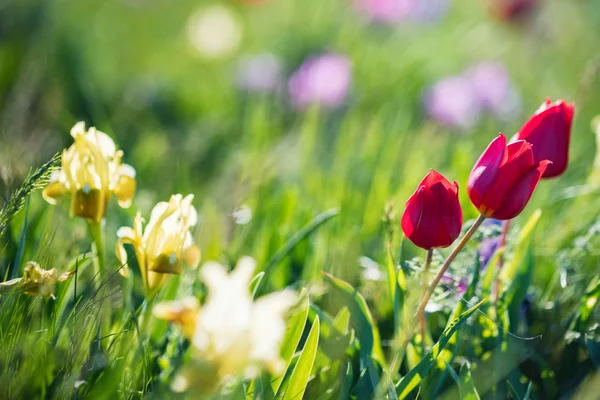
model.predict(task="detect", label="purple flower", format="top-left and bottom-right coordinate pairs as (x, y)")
top-left (468, 62), bottom-right (521, 120)
top-left (479, 236), bottom-right (501, 268)
top-left (236, 53), bottom-right (283, 93)
top-left (288, 53), bottom-right (351, 110)
top-left (353, 0), bottom-right (412, 23)
top-left (353, 0), bottom-right (450, 24)
top-left (422, 75), bottom-right (482, 129)
top-left (422, 61), bottom-right (521, 129)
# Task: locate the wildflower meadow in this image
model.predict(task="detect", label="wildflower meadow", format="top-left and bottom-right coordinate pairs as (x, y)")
top-left (1, 0), bottom-right (600, 398)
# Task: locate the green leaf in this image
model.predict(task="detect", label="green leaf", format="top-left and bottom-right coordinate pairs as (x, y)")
top-left (282, 316), bottom-right (320, 400)
top-left (395, 299), bottom-right (485, 399)
top-left (272, 289), bottom-right (310, 394)
top-left (250, 271), bottom-right (266, 299)
top-left (341, 362), bottom-right (354, 400)
top-left (333, 306), bottom-right (351, 335)
top-left (571, 276), bottom-right (600, 332)
top-left (459, 363), bottom-right (480, 400)
top-left (499, 210), bottom-right (541, 284)
top-left (262, 208), bottom-right (340, 290)
top-left (323, 272), bottom-right (386, 367)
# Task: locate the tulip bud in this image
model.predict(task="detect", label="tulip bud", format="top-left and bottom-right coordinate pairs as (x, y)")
top-left (468, 134), bottom-right (550, 220)
top-left (401, 170), bottom-right (463, 250)
top-left (513, 99), bottom-right (574, 178)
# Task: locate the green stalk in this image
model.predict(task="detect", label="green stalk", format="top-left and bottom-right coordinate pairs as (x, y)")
top-left (87, 219), bottom-right (106, 281)
top-left (414, 215), bottom-right (486, 319)
top-left (419, 249), bottom-right (433, 343)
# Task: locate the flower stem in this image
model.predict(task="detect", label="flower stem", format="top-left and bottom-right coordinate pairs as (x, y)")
top-left (414, 214), bottom-right (486, 319)
top-left (419, 249), bottom-right (433, 342)
top-left (87, 220), bottom-right (106, 282)
top-left (494, 219), bottom-right (511, 300)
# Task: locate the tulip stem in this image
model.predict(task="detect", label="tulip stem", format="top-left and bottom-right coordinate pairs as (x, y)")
top-left (419, 249), bottom-right (433, 343)
top-left (414, 214), bottom-right (486, 319)
top-left (494, 219), bottom-right (511, 300)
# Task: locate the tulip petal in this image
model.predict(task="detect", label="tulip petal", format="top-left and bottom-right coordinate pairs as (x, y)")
top-left (516, 100), bottom-right (574, 178)
top-left (468, 134), bottom-right (507, 209)
top-left (491, 160), bottom-right (551, 220)
top-left (479, 139), bottom-right (535, 213)
top-left (440, 181), bottom-right (462, 246)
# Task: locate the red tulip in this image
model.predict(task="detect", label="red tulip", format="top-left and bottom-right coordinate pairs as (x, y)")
top-left (468, 134), bottom-right (551, 220)
top-left (402, 170), bottom-right (463, 250)
top-left (513, 99), bottom-right (574, 178)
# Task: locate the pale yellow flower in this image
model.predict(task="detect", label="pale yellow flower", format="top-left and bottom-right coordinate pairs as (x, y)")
top-left (43, 121), bottom-right (136, 222)
top-left (116, 194), bottom-right (201, 294)
top-left (154, 257), bottom-right (297, 393)
top-left (0, 262), bottom-right (75, 299)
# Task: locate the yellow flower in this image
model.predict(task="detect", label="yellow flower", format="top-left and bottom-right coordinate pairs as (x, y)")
top-left (0, 262), bottom-right (75, 299)
top-left (154, 257), bottom-right (297, 393)
top-left (116, 194), bottom-right (201, 294)
top-left (43, 121), bottom-right (136, 222)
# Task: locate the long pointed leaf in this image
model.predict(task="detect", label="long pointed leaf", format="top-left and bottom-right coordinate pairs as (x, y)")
top-left (282, 316), bottom-right (320, 400)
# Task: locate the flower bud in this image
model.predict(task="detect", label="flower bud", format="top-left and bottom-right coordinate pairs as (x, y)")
top-left (401, 170), bottom-right (463, 250)
top-left (513, 99), bottom-right (574, 178)
top-left (468, 134), bottom-right (550, 220)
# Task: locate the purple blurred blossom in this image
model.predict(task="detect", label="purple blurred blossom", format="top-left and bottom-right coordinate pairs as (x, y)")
top-left (479, 236), bottom-right (501, 267)
top-left (468, 62), bottom-right (521, 120)
top-left (288, 53), bottom-right (351, 110)
top-left (353, 0), bottom-right (450, 24)
top-left (236, 53), bottom-right (283, 93)
top-left (423, 75), bottom-right (482, 129)
top-left (422, 61), bottom-right (521, 129)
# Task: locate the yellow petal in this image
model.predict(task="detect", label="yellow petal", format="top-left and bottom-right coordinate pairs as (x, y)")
top-left (115, 227), bottom-right (139, 278)
top-left (42, 180), bottom-right (67, 205)
top-left (70, 188), bottom-right (107, 222)
top-left (182, 244), bottom-right (201, 269)
top-left (113, 164), bottom-right (136, 208)
top-left (153, 296), bottom-right (199, 339)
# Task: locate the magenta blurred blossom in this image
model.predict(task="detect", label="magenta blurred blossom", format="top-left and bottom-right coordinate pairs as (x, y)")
top-left (423, 61), bottom-right (521, 129)
top-left (236, 53), bottom-right (283, 93)
top-left (423, 75), bottom-right (482, 129)
top-left (288, 53), bottom-right (351, 110)
top-left (468, 62), bottom-right (521, 120)
top-left (353, 0), bottom-right (449, 24)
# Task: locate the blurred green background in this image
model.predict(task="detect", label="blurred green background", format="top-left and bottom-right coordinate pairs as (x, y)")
top-left (2, 0), bottom-right (600, 297)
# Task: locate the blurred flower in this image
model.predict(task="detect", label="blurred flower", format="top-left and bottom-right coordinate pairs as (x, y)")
top-left (479, 236), bottom-right (501, 267)
top-left (154, 257), bottom-right (297, 393)
top-left (423, 75), bottom-right (481, 129)
top-left (0, 262), bottom-right (74, 299)
top-left (359, 256), bottom-right (384, 281)
top-left (468, 62), bottom-right (521, 120)
top-left (187, 5), bottom-right (242, 59)
top-left (490, 0), bottom-right (540, 22)
top-left (116, 194), bottom-right (200, 295)
top-left (236, 53), bottom-right (283, 93)
top-left (43, 122), bottom-right (136, 222)
top-left (513, 99), bottom-right (574, 178)
top-left (423, 62), bottom-right (521, 129)
top-left (402, 170), bottom-right (462, 250)
top-left (288, 53), bottom-right (351, 110)
top-left (353, 0), bottom-right (412, 23)
top-left (353, 0), bottom-right (449, 24)
top-left (468, 134), bottom-right (550, 220)
top-left (232, 204), bottom-right (252, 225)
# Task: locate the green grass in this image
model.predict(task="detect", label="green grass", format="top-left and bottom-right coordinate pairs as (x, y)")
top-left (1, 0), bottom-right (600, 398)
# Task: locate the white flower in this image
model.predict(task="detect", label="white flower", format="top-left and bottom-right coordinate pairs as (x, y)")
top-left (154, 257), bottom-right (297, 392)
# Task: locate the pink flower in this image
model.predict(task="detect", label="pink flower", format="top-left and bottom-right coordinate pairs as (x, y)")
top-left (288, 54), bottom-right (351, 110)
